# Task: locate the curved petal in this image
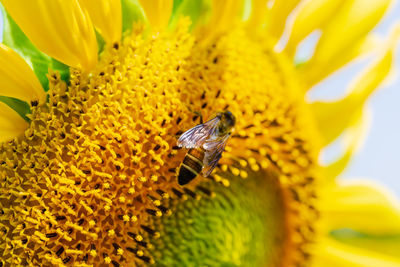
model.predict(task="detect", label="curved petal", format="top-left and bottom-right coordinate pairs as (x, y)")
top-left (322, 108), bottom-right (369, 180)
top-left (2, 0), bottom-right (98, 71)
top-left (284, 0), bottom-right (346, 57)
top-left (301, 33), bottom-right (380, 83)
top-left (0, 102), bottom-right (29, 142)
top-left (300, 0), bottom-right (393, 85)
top-left (319, 181), bottom-right (400, 235)
top-left (79, 0), bottom-right (122, 44)
top-left (0, 44), bottom-right (45, 105)
top-left (310, 24), bottom-right (399, 146)
top-left (197, 0), bottom-right (243, 46)
top-left (312, 238), bottom-right (400, 267)
top-left (211, 0), bottom-right (242, 32)
top-left (246, 0), bottom-right (268, 32)
top-left (267, 0), bottom-right (301, 41)
top-left (1, 5), bottom-right (70, 91)
top-left (138, 0), bottom-right (173, 30)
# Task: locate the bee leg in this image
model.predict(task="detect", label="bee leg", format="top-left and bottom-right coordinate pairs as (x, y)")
top-left (192, 111), bottom-right (203, 124)
top-left (186, 105), bottom-right (204, 124)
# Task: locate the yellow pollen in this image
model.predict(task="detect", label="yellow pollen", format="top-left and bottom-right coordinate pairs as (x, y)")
top-left (137, 250), bottom-right (144, 257)
top-left (251, 164), bottom-right (260, 172)
top-left (248, 157), bottom-right (257, 165)
top-left (221, 164), bottom-right (228, 172)
top-left (230, 167), bottom-right (240, 176)
top-left (239, 159), bottom-right (247, 167)
top-left (214, 174), bottom-right (222, 182)
top-left (221, 179), bottom-right (230, 187)
top-left (240, 170), bottom-right (248, 178)
top-left (108, 229), bottom-right (115, 237)
top-left (128, 187), bottom-right (135, 194)
top-left (139, 176), bottom-right (147, 182)
top-left (90, 250), bottom-right (97, 257)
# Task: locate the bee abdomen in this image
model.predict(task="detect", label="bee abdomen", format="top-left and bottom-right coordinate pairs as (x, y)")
top-left (178, 149), bottom-right (204, 185)
top-left (178, 166), bottom-right (198, 186)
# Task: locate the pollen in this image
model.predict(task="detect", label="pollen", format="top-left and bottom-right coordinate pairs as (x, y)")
top-left (123, 215), bottom-right (130, 222)
top-left (0, 19), bottom-right (319, 266)
top-left (108, 229), bottom-right (115, 237)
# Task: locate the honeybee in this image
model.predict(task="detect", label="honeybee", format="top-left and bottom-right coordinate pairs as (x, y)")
top-left (177, 111), bottom-right (236, 185)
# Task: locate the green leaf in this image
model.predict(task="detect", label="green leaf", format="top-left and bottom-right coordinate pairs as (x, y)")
top-left (0, 96), bottom-right (30, 122)
top-left (169, 0), bottom-right (211, 31)
top-left (121, 0), bottom-right (145, 35)
top-left (0, 4), bottom-right (69, 92)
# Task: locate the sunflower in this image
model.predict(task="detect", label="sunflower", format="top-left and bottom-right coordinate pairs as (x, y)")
top-left (0, 0), bottom-right (399, 266)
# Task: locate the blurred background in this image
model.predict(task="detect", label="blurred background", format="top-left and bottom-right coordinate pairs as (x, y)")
top-left (0, 2), bottom-right (399, 194)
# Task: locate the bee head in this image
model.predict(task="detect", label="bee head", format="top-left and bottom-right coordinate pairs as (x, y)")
top-left (222, 110), bottom-right (236, 129)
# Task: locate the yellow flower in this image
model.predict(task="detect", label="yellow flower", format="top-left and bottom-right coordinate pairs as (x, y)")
top-left (0, 0), bottom-right (399, 266)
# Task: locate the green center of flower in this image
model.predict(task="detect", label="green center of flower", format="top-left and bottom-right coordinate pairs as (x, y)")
top-left (150, 170), bottom-right (286, 266)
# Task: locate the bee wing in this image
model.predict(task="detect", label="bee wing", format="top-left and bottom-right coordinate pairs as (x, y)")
top-left (202, 134), bottom-right (230, 177)
top-left (177, 116), bottom-right (220, 148)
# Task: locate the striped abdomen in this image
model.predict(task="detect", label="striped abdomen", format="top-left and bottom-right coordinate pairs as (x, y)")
top-left (178, 148), bottom-right (205, 185)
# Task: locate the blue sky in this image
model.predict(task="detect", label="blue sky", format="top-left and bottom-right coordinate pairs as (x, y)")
top-left (0, 3), bottom-right (399, 195)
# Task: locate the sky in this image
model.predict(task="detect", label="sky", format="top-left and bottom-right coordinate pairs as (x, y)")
top-left (0, 3), bottom-right (399, 195)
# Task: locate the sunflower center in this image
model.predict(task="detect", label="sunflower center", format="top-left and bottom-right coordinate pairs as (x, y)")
top-left (0, 21), bottom-right (318, 266)
top-left (151, 169), bottom-right (286, 266)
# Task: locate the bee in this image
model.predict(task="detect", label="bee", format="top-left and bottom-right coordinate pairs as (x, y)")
top-left (177, 111), bottom-right (236, 185)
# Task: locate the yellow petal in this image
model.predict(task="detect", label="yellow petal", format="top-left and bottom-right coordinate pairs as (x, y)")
top-left (301, 33), bottom-right (380, 83)
top-left (312, 238), bottom-right (400, 267)
top-left (267, 0), bottom-right (300, 41)
top-left (310, 24), bottom-right (399, 146)
top-left (2, 0), bottom-right (98, 71)
top-left (138, 0), bottom-right (173, 30)
top-left (246, 0), bottom-right (268, 31)
top-left (197, 0), bottom-right (243, 46)
top-left (319, 181), bottom-right (400, 235)
top-left (284, 0), bottom-right (345, 58)
top-left (300, 0), bottom-right (393, 85)
top-left (0, 44), bottom-right (45, 105)
top-left (209, 0), bottom-right (242, 33)
top-left (0, 102), bottom-right (28, 142)
top-left (79, 0), bottom-right (122, 44)
top-left (322, 108), bottom-right (368, 180)
top-left (332, 230), bottom-right (400, 260)
top-left (330, 113), bottom-right (369, 180)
